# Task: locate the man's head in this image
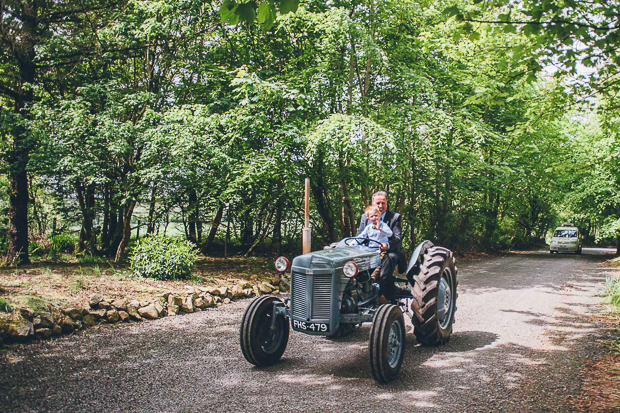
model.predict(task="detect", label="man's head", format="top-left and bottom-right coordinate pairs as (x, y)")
top-left (372, 191), bottom-right (388, 215)
top-left (365, 205), bottom-right (381, 224)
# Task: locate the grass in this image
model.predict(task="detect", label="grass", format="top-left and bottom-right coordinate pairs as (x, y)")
top-left (70, 276), bottom-right (87, 293)
top-left (603, 267), bottom-right (620, 355)
top-left (609, 330), bottom-right (620, 353)
top-left (605, 275), bottom-right (620, 310)
top-left (92, 264), bottom-right (102, 276)
top-left (608, 256), bottom-right (620, 268)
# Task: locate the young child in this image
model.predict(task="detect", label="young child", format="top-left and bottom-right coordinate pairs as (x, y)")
top-left (357, 205), bottom-right (392, 281)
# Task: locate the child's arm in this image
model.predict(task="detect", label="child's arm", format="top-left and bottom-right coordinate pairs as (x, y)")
top-left (358, 225), bottom-right (369, 239)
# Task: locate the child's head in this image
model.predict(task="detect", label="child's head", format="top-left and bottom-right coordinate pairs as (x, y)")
top-left (365, 205), bottom-right (381, 223)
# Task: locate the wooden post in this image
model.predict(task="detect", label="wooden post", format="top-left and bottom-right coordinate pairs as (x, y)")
top-left (225, 206), bottom-right (230, 259)
top-left (302, 178), bottom-right (311, 254)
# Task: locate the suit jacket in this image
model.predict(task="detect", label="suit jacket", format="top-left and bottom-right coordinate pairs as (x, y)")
top-left (357, 210), bottom-right (406, 274)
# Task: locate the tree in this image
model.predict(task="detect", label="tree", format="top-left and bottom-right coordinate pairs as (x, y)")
top-left (0, 0), bottom-right (124, 263)
top-left (444, 0), bottom-right (620, 97)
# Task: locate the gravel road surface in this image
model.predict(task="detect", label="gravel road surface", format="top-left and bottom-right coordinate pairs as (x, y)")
top-left (1, 248), bottom-right (616, 412)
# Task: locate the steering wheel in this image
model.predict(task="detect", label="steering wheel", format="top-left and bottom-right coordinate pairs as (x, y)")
top-left (342, 237), bottom-right (383, 248)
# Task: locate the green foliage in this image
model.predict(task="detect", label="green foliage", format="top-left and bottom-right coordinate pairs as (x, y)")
top-left (220, 0), bottom-right (299, 29)
top-left (446, 0), bottom-right (620, 99)
top-left (0, 234), bottom-right (6, 255)
top-left (605, 276), bottom-right (620, 309)
top-left (29, 240), bottom-right (45, 258)
top-left (130, 235), bottom-right (198, 280)
top-left (28, 234), bottom-right (76, 258)
top-left (0, 298), bottom-right (12, 313)
top-left (1, 0), bottom-right (617, 261)
top-left (50, 234), bottom-right (77, 254)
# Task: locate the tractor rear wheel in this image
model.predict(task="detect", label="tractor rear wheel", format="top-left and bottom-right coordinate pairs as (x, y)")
top-left (411, 246), bottom-right (458, 346)
top-left (369, 304), bottom-right (405, 384)
top-left (240, 295), bottom-right (289, 366)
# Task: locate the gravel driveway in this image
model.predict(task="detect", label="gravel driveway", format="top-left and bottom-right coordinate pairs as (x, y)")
top-left (1, 249), bottom-right (616, 412)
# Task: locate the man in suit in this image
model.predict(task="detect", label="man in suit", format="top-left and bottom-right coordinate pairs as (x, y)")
top-left (357, 191), bottom-right (406, 303)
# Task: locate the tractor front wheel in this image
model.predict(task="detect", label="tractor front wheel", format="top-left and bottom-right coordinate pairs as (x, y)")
top-left (240, 296), bottom-right (289, 366)
top-left (369, 304), bottom-right (406, 384)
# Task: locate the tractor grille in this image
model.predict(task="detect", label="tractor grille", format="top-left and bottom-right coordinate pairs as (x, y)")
top-left (311, 274), bottom-right (332, 318)
top-left (291, 271), bottom-right (332, 320)
top-left (291, 271), bottom-right (307, 319)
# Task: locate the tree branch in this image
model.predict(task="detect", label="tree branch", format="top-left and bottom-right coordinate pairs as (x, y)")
top-left (463, 18), bottom-right (616, 32)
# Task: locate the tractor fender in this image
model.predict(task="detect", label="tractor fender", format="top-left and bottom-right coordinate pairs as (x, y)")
top-left (405, 240), bottom-right (435, 281)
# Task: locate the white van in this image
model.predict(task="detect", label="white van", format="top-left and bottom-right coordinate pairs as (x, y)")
top-left (549, 224), bottom-right (582, 254)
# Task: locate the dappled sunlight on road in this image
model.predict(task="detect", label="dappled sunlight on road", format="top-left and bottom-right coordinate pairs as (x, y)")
top-left (1, 250), bottom-right (614, 412)
top-left (277, 373), bottom-right (339, 385)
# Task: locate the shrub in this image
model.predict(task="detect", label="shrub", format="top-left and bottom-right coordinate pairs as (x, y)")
top-left (50, 233), bottom-right (77, 253)
top-left (29, 240), bottom-right (46, 257)
top-left (0, 298), bottom-right (12, 313)
top-left (130, 235), bottom-right (198, 280)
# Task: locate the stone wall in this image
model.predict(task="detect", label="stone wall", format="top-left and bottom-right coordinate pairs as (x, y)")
top-left (0, 278), bottom-right (285, 346)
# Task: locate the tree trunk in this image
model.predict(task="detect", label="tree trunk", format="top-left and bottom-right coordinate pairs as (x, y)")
top-left (115, 201), bottom-right (136, 262)
top-left (179, 203), bottom-right (189, 239)
top-left (338, 182), bottom-right (348, 237)
top-left (241, 216), bottom-right (253, 247)
top-left (224, 208), bottom-right (230, 258)
top-left (102, 183), bottom-right (110, 249)
top-left (197, 220), bottom-right (203, 244)
top-left (7, 152), bottom-right (30, 264)
top-left (147, 183), bottom-right (157, 234)
top-left (484, 192), bottom-right (501, 246)
top-left (187, 189), bottom-right (198, 243)
top-left (312, 181), bottom-right (336, 243)
top-left (110, 207), bottom-right (123, 257)
top-left (310, 158), bottom-right (336, 242)
top-left (76, 182), bottom-right (97, 255)
top-left (344, 184), bottom-right (356, 238)
top-left (5, 4), bottom-right (36, 265)
top-left (245, 209), bottom-right (275, 256)
top-left (29, 175), bottom-right (44, 236)
top-left (274, 203), bottom-right (282, 256)
top-left (408, 142), bottom-right (418, 248)
top-left (205, 202), bottom-right (224, 252)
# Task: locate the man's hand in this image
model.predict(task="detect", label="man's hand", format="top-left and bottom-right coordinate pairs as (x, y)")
top-left (380, 243), bottom-right (387, 252)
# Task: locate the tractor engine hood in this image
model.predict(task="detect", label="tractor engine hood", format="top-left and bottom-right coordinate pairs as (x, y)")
top-left (291, 246), bottom-right (380, 273)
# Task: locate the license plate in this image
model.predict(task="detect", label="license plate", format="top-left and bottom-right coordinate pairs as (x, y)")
top-left (292, 319), bottom-right (329, 333)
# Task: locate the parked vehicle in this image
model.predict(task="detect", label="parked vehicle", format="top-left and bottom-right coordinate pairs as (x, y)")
top-left (239, 238), bottom-right (458, 384)
top-left (549, 223), bottom-right (582, 254)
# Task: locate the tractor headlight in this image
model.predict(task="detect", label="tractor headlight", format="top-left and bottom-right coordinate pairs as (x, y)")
top-left (343, 261), bottom-right (359, 278)
top-left (274, 256), bottom-right (290, 273)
